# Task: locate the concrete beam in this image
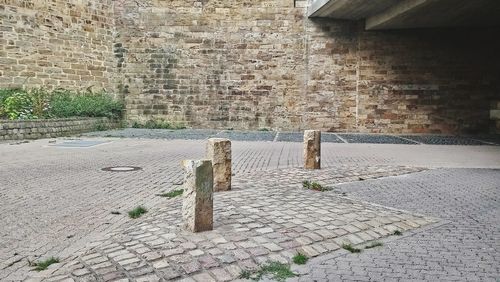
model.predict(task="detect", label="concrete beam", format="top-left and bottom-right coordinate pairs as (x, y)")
top-left (309, 0), bottom-right (400, 19)
top-left (365, 0), bottom-right (433, 30)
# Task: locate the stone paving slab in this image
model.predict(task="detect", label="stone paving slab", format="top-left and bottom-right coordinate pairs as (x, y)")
top-left (34, 167), bottom-right (436, 282)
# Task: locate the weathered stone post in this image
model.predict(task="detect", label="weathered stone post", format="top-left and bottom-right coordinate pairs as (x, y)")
top-left (206, 138), bottom-right (232, 192)
top-left (182, 159), bottom-right (213, 232)
top-left (304, 130), bottom-right (321, 169)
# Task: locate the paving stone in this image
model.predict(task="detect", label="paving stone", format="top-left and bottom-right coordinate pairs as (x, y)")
top-left (4, 137), bottom-right (494, 281)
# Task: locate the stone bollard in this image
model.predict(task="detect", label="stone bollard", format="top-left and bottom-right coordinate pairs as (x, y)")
top-left (182, 159), bottom-right (213, 232)
top-left (303, 130), bottom-right (321, 169)
top-left (206, 138), bottom-right (232, 192)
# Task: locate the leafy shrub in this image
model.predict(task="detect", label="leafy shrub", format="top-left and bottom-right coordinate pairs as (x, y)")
top-left (0, 88), bottom-right (123, 120)
top-left (3, 90), bottom-right (35, 120)
top-left (49, 90), bottom-right (123, 119)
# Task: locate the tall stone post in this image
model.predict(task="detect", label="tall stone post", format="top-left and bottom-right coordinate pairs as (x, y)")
top-left (206, 138), bottom-right (232, 192)
top-left (304, 130), bottom-right (321, 169)
top-left (182, 159), bottom-right (213, 232)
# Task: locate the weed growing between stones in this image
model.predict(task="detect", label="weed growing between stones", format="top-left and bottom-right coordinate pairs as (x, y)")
top-left (238, 262), bottom-right (296, 281)
top-left (292, 252), bottom-right (309, 265)
top-left (33, 257), bottom-right (59, 271)
top-left (302, 180), bottom-right (330, 191)
top-left (342, 244), bottom-right (362, 253)
top-left (365, 242), bottom-right (383, 249)
top-left (393, 230), bottom-right (403, 236)
top-left (159, 189), bottom-right (184, 198)
top-left (132, 119), bottom-right (186, 130)
top-left (110, 211), bottom-right (121, 215)
top-left (128, 206), bottom-right (147, 219)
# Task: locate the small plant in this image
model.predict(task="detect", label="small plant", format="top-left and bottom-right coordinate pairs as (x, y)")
top-left (302, 180), bottom-right (330, 191)
top-left (342, 244), bottom-right (361, 253)
top-left (94, 121), bottom-right (109, 131)
top-left (33, 257), bottom-right (59, 271)
top-left (128, 206), bottom-right (147, 219)
top-left (258, 128), bottom-right (270, 131)
top-left (365, 242), bottom-right (383, 249)
top-left (292, 252), bottom-right (308, 265)
top-left (239, 270), bottom-right (252, 279)
top-left (239, 262), bottom-right (295, 281)
top-left (159, 189), bottom-right (184, 198)
top-left (393, 230), bottom-right (403, 236)
top-left (130, 119), bottom-right (186, 130)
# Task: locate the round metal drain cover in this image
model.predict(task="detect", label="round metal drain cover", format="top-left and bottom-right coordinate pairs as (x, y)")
top-left (101, 166), bottom-right (142, 172)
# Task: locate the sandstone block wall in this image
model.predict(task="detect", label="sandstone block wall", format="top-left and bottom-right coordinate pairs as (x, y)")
top-left (1, 0), bottom-right (499, 134)
top-left (116, 0), bottom-right (499, 134)
top-left (0, 117), bottom-right (118, 140)
top-left (0, 0), bottom-right (117, 92)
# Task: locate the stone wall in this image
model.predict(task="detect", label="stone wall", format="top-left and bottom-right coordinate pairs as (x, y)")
top-left (491, 101), bottom-right (500, 134)
top-left (115, 0), bottom-right (499, 134)
top-left (0, 0), bottom-right (117, 93)
top-left (0, 117), bottom-right (117, 140)
top-left (1, 0), bottom-right (499, 134)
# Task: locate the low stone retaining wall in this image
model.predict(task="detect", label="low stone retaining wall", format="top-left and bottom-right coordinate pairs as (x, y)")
top-left (0, 118), bottom-right (119, 140)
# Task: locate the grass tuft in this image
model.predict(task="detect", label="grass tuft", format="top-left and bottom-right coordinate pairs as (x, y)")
top-left (342, 243), bottom-right (362, 253)
top-left (128, 206), bottom-right (147, 219)
top-left (239, 262), bottom-right (296, 281)
top-left (33, 257), bottom-right (59, 271)
top-left (132, 120), bottom-right (186, 130)
top-left (365, 242), bottom-right (383, 249)
top-left (239, 270), bottom-right (252, 279)
top-left (393, 230), bottom-right (403, 236)
top-left (292, 252), bottom-right (308, 265)
top-left (159, 189), bottom-right (184, 198)
top-left (302, 180), bottom-right (330, 192)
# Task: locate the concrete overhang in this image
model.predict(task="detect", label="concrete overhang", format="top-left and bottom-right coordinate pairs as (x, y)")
top-left (308, 0), bottom-right (500, 30)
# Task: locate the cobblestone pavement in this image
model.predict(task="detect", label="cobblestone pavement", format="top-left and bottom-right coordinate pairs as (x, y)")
top-left (294, 169), bottom-right (500, 282)
top-left (85, 129), bottom-right (500, 145)
top-left (25, 168), bottom-right (436, 282)
top-left (1, 136), bottom-right (499, 281)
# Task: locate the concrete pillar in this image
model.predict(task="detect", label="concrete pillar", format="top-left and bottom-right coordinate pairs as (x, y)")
top-left (206, 138), bottom-right (232, 192)
top-left (182, 159), bottom-right (213, 232)
top-left (304, 130), bottom-right (321, 169)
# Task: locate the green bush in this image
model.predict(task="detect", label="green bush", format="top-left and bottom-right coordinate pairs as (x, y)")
top-left (3, 90), bottom-right (35, 120)
top-left (0, 88), bottom-right (123, 120)
top-left (49, 90), bottom-right (123, 119)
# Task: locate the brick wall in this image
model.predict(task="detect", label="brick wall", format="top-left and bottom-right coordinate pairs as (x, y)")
top-left (0, 0), bottom-right (117, 93)
top-left (1, 0), bottom-right (499, 134)
top-left (115, 0), bottom-right (499, 134)
top-left (0, 117), bottom-right (118, 140)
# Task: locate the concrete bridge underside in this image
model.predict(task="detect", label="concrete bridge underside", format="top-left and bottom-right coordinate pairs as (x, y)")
top-left (309, 0), bottom-right (500, 30)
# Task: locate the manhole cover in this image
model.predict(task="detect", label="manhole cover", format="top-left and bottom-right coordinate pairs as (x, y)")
top-left (101, 166), bottom-right (142, 172)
